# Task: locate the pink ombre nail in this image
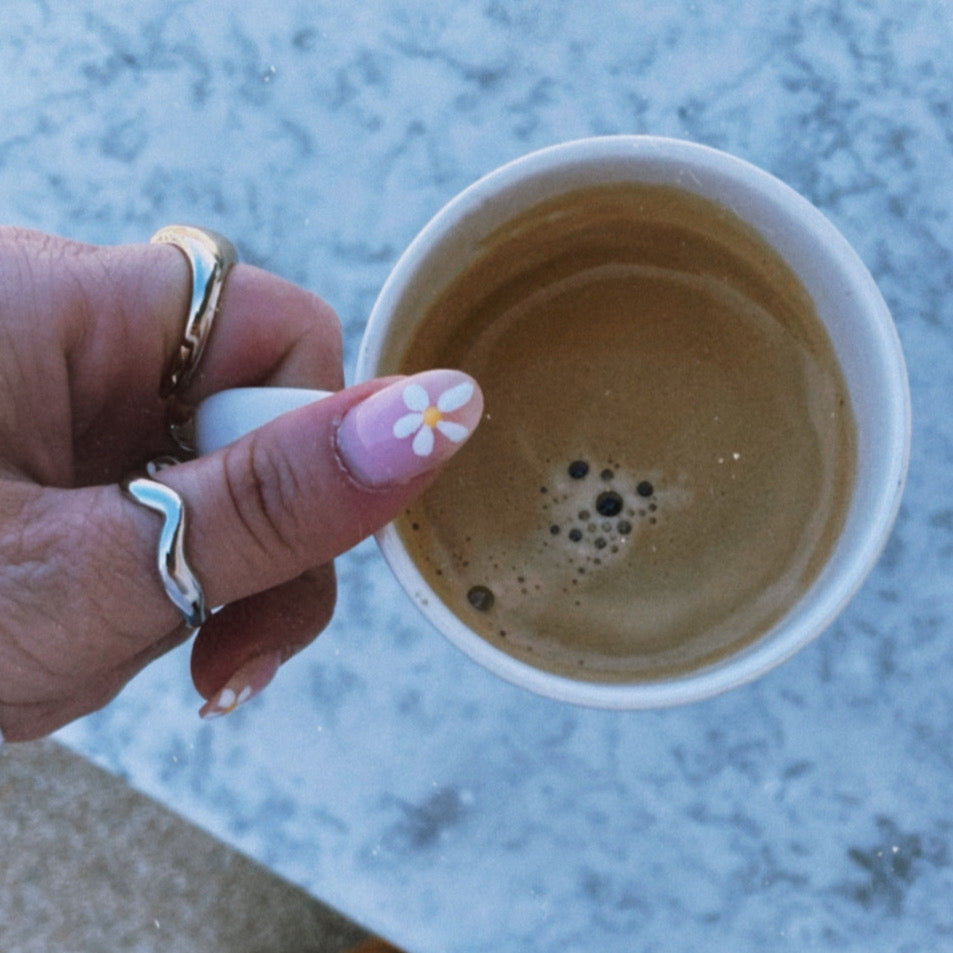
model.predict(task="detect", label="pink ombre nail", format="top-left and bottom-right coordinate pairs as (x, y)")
top-left (336, 369), bottom-right (483, 487)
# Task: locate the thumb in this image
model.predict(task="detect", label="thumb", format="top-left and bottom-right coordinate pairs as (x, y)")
top-left (165, 369), bottom-right (483, 607)
top-left (154, 369), bottom-right (483, 709)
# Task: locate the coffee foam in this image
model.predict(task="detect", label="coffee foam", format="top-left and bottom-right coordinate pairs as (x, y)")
top-left (456, 458), bottom-right (695, 669)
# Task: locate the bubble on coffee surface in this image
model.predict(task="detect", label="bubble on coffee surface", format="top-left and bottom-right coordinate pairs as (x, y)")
top-left (568, 459), bottom-right (590, 480)
top-left (595, 490), bottom-right (624, 517)
top-left (467, 585), bottom-right (495, 612)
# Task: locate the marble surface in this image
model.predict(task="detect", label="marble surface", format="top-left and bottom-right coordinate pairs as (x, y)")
top-left (2, 0), bottom-right (951, 950)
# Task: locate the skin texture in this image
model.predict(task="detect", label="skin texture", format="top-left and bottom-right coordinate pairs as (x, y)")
top-left (0, 227), bottom-right (473, 742)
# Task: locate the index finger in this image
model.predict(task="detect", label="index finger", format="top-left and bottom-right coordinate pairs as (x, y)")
top-left (156, 250), bottom-right (345, 402)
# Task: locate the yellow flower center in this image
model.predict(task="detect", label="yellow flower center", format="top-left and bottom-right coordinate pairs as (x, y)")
top-left (423, 406), bottom-right (443, 429)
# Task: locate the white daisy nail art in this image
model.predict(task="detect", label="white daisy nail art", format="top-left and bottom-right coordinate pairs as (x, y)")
top-left (393, 379), bottom-right (476, 456)
top-left (336, 370), bottom-right (483, 487)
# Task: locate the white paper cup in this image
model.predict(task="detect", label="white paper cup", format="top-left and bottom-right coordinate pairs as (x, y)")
top-left (355, 136), bottom-right (911, 709)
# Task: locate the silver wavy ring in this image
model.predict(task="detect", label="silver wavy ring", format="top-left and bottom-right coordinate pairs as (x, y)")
top-left (151, 225), bottom-right (237, 400)
top-left (122, 459), bottom-right (209, 629)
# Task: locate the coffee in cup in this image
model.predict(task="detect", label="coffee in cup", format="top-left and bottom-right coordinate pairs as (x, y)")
top-left (358, 137), bottom-right (909, 707)
top-left (391, 179), bottom-right (857, 683)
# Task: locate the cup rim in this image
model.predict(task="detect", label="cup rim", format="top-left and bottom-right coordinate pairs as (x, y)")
top-left (359, 135), bottom-right (912, 709)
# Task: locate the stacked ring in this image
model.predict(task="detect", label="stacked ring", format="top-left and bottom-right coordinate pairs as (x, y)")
top-left (121, 225), bottom-right (238, 630)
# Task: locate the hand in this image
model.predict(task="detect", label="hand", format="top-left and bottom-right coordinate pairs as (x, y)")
top-left (0, 227), bottom-right (482, 742)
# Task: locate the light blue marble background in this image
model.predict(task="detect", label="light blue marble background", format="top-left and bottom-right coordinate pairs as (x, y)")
top-left (2, 1), bottom-right (951, 950)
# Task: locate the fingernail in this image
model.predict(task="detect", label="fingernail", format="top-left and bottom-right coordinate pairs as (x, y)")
top-left (336, 369), bottom-right (483, 487)
top-left (199, 649), bottom-right (284, 720)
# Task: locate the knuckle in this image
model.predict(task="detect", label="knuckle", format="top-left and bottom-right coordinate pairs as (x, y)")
top-left (221, 436), bottom-right (307, 565)
top-left (295, 294), bottom-right (344, 387)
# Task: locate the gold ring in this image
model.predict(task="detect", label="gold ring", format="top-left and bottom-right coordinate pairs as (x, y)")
top-left (151, 225), bottom-right (237, 399)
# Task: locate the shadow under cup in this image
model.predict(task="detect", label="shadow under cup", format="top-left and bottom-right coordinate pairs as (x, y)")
top-left (358, 136), bottom-right (911, 709)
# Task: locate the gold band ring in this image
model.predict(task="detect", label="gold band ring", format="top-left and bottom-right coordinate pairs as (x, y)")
top-left (151, 225), bottom-right (237, 399)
